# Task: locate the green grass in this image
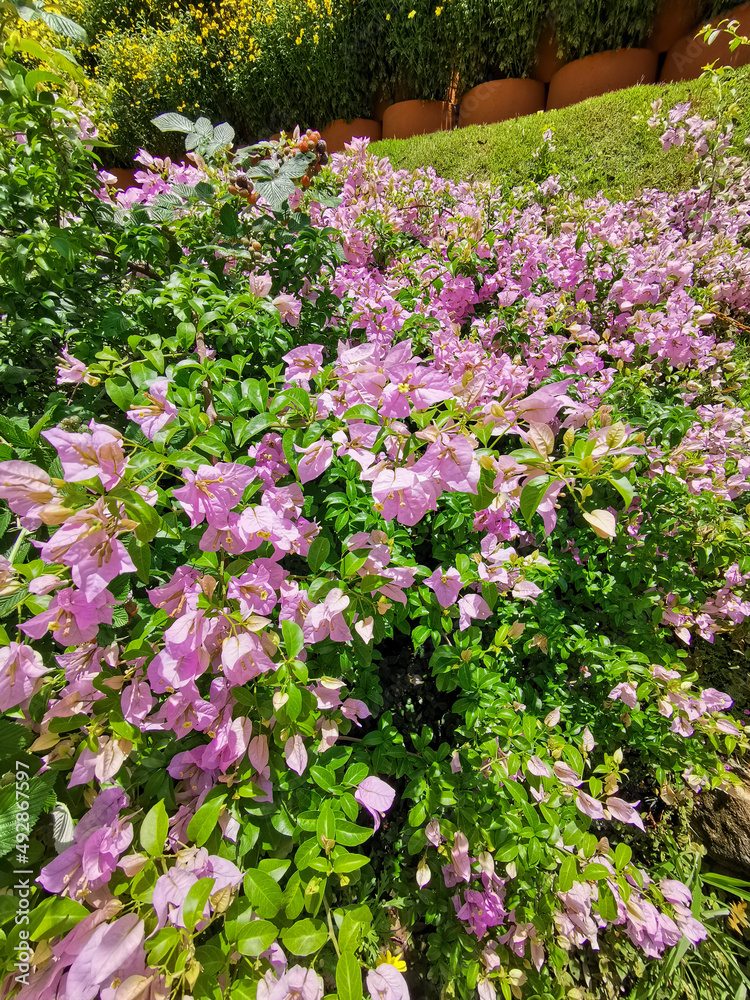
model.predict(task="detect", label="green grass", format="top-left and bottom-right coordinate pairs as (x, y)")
top-left (371, 65), bottom-right (750, 200)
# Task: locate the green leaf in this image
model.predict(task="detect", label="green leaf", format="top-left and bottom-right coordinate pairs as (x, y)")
top-left (336, 952), bottom-right (363, 1000)
top-left (519, 475), bottom-right (551, 527)
top-left (28, 897), bottom-right (87, 941)
top-left (598, 882), bottom-right (619, 921)
top-left (0, 414), bottom-right (34, 449)
top-left (127, 536), bottom-right (151, 584)
top-left (558, 854), bottom-right (577, 892)
top-left (582, 862), bottom-right (612, 881)
top-left (281, 917), bottom-right (328, 956)
top-left (0, 771), bottom-right (56, 858)
top-left (332, 850), bottom-right (369, 874)
top-left (37, 9), bottom-right (88, 41)
top-left (338, 905), bottom-right (371, 952)
top-left (187, 796), bottom-right (225, 847)
top-left (335, 822), bottom-right (372, 847)
top-left (609, 474), bottom-right (635, 509)
top-left (236, 919), bottom-right (278, 956)
top-left (152, 112), bottom-right (196, 133)
top-left (281, 620), bottom-right (305, 658)
top-left (243, 412), bottom-right (277, 439)
top-left (700, 872), bottom-right (750, 902)
top-left (182, 877), bottom-right (215, 932)
top-left (307, 535), bottom-right (331, 574)
top-left (109, 486), bottom-right (161, 542)
top-left (243, 868), bottom-right (283, 918)
top-left (295, 838), bottom-right (322, 870)
top-left (272, 387), bottom-right (310, 415)
top-left (309, 766), bottom-right (335, 792)
top-left (343, 404), bottom-right (379, 423)
top-left (614, 843), bottom-right (632, 870)
top-left (106, 377), bottom-right (135, 412)
top-left (317, 801), bottom-right (336, 846)
top-left (140, 800), bottom-right (169, 857)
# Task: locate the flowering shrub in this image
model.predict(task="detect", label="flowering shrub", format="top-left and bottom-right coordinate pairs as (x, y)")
top-left (4, 51), bottom-right (750, 1000)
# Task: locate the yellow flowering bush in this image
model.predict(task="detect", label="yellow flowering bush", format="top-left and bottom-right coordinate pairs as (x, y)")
top-left (47, 0), bottom-right (378, 161)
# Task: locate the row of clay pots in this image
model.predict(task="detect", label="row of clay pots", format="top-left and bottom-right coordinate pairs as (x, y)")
top-left (323, 0), bottom-right (750, 146)
top-left (662, 0), bottom-right (750, 81)
top-left (372, 47), bottom-right (659, 141)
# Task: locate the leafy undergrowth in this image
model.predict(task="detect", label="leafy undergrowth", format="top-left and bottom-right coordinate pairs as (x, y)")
top-left (4, 45), bottom-right (750, 1000)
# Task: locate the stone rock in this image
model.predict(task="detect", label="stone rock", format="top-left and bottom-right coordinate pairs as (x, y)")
top-left (693, 780), bottom-right (750, 879)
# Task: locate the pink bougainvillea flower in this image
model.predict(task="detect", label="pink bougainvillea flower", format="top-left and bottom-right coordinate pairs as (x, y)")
top-left (425, 819), bottom-right (442, 846)
top-left (56, 348), bottom-right (96, 386)
top-left (21, 586), bottom-right (114, 647)
top-left (451, 832), bottom-right (472, 882)
top-left (296, 439), bottom-right (334, 484)
top-left (43, 421), bottom-right (129, 489)
top-left (68, 736), bottom-right (128, 788)
top-left (660, 880), bottom-right (693, 906)
top-left (527, 756), bottom-right (551, 778)
top-left (0, 642), bottom-right (48, 711)
top-left (173, 462), bottom-right (256, 527)
top-left (284, 733), bottom-right (308, 775)
top-left (257, 965), bottom-right (323, 1000)
top-left (0, 460), bottom-right (60, 529)
top-left (366, 963), bottom-right (410, 1000)
top-left (221, 632), bottom-right (276, 686)
top-left (273, 292), bottom-right (302, 326)
top-left (365, 465), bottom-right (440, 526)
top-left (304, 588), bottom-right (353, 643)
top-left (62, 913), bottom-right (146, 1000)
top-left (128, 378), bottom-right (178, 439)
top-left (39, 787), bottom-right (132, 897)
top-left (38, 501), bottom-right (136, 600)
top-left (248, 272), bottom-right (273, 298)
top-left (454, 884), bottom-right (507, 938)
top-left (355, 776), bottom-right (396, 832)
top-left (606, 796), bottom-right (646, 831)
top-left (575, 790), bottom-right (605, 820)
top-left (457, 594), bottom-right (492, 631)
top-left (283, 344), bottom-right (324, 385)
top-left (227, 564), bottom-right (278, 616)
top-left (148, 565), bottom-right (203, 617)
top-left (152, 867), bottom-right (199, 929)
top-left (425, 566), bottom-right (462, 608)
top-left (553, 761), bottom-right (582, 787)
top-left (609, 681), bottom-right (639, 710)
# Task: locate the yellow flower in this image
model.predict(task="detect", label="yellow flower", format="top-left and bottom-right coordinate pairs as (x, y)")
top-left (385, 11), bottom-right (390, 17)
top-left (407, 9), bottom-right (415, 17)
top-left (377, 951), bottom-right (407, 973)
top-left (435, 4), bottom-right (443, 12)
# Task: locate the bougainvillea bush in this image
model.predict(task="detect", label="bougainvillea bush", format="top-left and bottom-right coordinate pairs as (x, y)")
top-left (3, 52), bottom-right (750, 1000)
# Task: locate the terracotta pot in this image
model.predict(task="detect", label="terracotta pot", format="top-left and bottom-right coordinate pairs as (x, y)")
top-left (320, 118), bottom-right (382, 153)
top-left (661, 2), bottom-right (750, 82)
top-left (459, 79), bottom-right (546, 128)
top-left (381, 100), bottom-right (453, 140)
top-left (109, 168), bottom-right (138, 191)
top-left (532, 22), bottom-right (566, 83)
top-left (547, 48), bottom-right (659, 110)
top-left (647, 0), bottom-right (703, 53)
top-left (372, 86), bottom-right (392, 122)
